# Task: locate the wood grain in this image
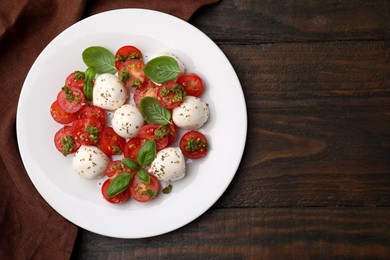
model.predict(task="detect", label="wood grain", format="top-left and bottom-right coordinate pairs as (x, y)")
top-left (209, 41), bottom-right (390, 208)
top-left (220, 41), bottom-right (390, 109)
top-left (71, 208), bottom-right (390, 259)
top-left (192, 0), bottom-right (390, 42)
top-left (215, 107), bottom-right (390, 208)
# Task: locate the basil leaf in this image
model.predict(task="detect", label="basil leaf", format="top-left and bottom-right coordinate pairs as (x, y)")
top-left (143, 56), bottom-right (180, 84)
top-left (140, 97), bottom-right (171, 125)
top-left (122, 158), bottom-right (139, 171)
top-left (83, 67), bottom-right (96, 101)
top-left (137, 140), bottom-right (156, 168)
top-left (82, 46), bottom-right (117, 74)
top-left (107, 173), bottom-right (132, 198)
top-left (138, 169), bottom-right (150, 184)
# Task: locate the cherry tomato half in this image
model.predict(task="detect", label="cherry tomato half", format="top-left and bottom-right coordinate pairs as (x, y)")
top-left (130, 173), bottom-right (160, 202)
top-left (72, 117), bottom-right (102, 145)
top-left (177, 73), bottom-right (204, 97)
top-left (106, 160), bottom-right (136, 179)
top-left (137, 124), bottom-right (177, 151)
top-left (54, 125), bottom-right (80, 156)
top-left (134, 79), bottom-right (158, 108)
top-left (50, 100), bottom-right (78, 124)
top-left (65, 71), bottom-right (85, 91)
top-left (78, 105), bottom-right (107, 128)
top-left (99, 127), bottom-right (126, 156)
top-left (115, 45), bottom-right (143, 71)
top-left (123, 137), bottom-right (146, 161)
top-left (118, 59), bottom-right (146, 88)
top-left (179, 130), bottom-right (209, 159)
top-left (57, 86), bottom-right (85, 114)
top-left (157, 81), bottom-right (186, 109)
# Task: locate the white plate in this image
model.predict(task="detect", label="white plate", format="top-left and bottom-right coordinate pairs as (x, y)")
top-left (16, 9), bottom-right (247, 238)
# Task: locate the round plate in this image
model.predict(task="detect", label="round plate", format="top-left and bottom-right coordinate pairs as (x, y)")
top-left (16, 9), bottom-right (247, 238)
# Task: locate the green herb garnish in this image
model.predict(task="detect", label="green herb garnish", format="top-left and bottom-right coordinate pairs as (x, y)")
top-left (61, 136), bottom-right (75, 156)
top-left (107, 173), bottom-right (133, 198)
top-left (83, 67), bottom-right (96, 101)
top-left (162, 184), bottom-right (172, 194)
top-left (117, 140), bottom-right (157, 185)
top-left (139, 97), bottom-right (171, 125)
top-left (82, 46), bottom-right (117, 74)
top-left (186, 138), bottom-right (208, 152)
top-left (137, 139), bottom-right (157, 168)
top-left (143, 56), bottom-right (180, 84)
top-left (86, 125), bottom-right (100, 143)
top-left (141, 189), bottom-right (157, 199)
top-left (137, 169), bottom-right (150, 184)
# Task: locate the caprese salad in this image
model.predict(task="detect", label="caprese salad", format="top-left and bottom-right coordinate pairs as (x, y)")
top-left (50, 44), bottom-right (210, 204)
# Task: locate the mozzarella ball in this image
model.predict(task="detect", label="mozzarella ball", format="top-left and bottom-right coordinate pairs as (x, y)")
top-left (112, 104), bottom-right (144, 139)
top-left (93, 73), bottom-right (127, 110)
top-left (73, 145), bottom-right (110, 179)
top-left (150, 147), bottom-right (186, 182)
top-left (172, 96), bottom-right (209, 130)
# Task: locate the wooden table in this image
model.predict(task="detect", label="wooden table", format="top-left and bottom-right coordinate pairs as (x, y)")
top-left (72, 1), bottom-right (390, 258)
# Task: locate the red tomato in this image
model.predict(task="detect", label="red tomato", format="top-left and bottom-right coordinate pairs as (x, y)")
top-left (157, 81), bottom-right (186, 109)
top-left (130, 173), bottom-right (160, 202)
top-left (65, 71), bottom-right (85, 91)
top-left (179, 131), bottom-right (209, 159)
top-left (99, 127), bottom-right (126, 156)
top-left (72, 117), bottom-right (102, 145)
top-left (177, 73), bottom-right (204, 97)
top-left (115, 45), bottom-right (143, 71)
top-left (57, 86), bottom-right (85, 114)
top-left (50, 100), bottom-right (78, 124)
top-left (123, 137), bottom-right (146, 161)
top-left (118, 59), bottom-right (146, 88)
top-left (134, 79), bottom-right (158, 108)
top-left (78, 105), bottom-right (107, 127)
top-left (137, 124), bottom-right (177, 151)
top-left (54, 126), bottom-right (80, 156)
top-left (106, 160), bottom-right (136, 179)
top-left (166, 123), bottom-right (178, 147)
top-left (101, 178), bottom-right (130, 204)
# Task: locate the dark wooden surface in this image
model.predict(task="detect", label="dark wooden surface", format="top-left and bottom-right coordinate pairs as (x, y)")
top-left (72, 1), bottom-right (390, 259)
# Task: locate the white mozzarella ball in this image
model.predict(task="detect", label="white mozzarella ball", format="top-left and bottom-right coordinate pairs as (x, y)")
top-left (73, 145), bottom-right (111, 179)
top-left (172, 96), bottom-right (209, 130)
top-left (150, 147), bottom-right (186, 182)
top-left (112, 104), bottom-right (144, 139)
top-left (93, 73), bottom-right (127, 110)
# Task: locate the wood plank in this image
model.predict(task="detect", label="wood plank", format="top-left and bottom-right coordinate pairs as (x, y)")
top-left (219, 41), bottom-right (390, 109)
top-left (214, 107), bottom-right (390, 208)
top-left (71, 207), bottom-right (390, 259)
top-left (191, 0), bottom-right (390, 42)
top-left (208, 41), bottom-right (390, 208)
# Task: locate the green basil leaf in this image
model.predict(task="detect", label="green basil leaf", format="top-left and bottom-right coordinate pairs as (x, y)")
top-left (143, 56), bottom-right (180, 84)
top-left (137, 140), bottom-right (156, 168)
top-left (122, 158), bottom-right (139, 171)
top-left (139, 97), bottom-right (171, 125)
top-left (138, 169), bottom-right (150, 184)
top-left (82, 46), bottom-right (117, 74)
top-left (83, 67), bottom-right (96, 101)
top-left (107, 173), bottom-right (132, 198)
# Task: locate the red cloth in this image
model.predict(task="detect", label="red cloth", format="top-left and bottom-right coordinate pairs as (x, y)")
top-left (0, 0), bottom-right (219, 259)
